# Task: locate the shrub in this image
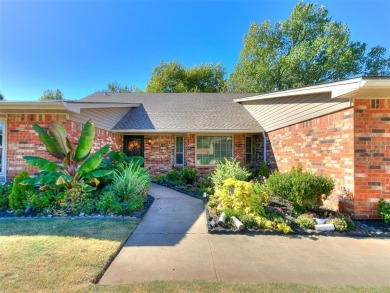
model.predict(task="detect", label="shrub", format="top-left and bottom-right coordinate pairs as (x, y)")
top-left (327, 217), bottom-right (348, 232)
top-left (125, 196), bottom-right (145, 214)
top-left (25, 190), bottom-right (55, 211)
top-left (112, 162), bottom-right (151, 201)
top-left (295, 213), bottom-right (316, 229)
top-left (58, 187), bottom-right (91, 215)
top-left (154, 174), bottom-right (166, 184)
top-left (197, 177), bottom-right (213, 195)
top-left (210, 158), bottom-right (251, 187)
top-left (266, 168), bottom-right (335, 213)
top-left (253, 182), bottom-right (271, 204)
top-left (9, 171), bottom-right (35, 210)
top-left (257, 161), bottom-right (270, 183)
top-left (179, 168), bottom-right (197, 184)
top-left (167, 169), bottom-right (182, 182)
top-left (0, 183), bottom-right (11, 209)
top-left (97, 192), bottom-right (123, 215)
top-left (378, 198), bottom-right (390, 223)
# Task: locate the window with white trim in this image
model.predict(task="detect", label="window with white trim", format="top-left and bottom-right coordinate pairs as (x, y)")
top-left (175, 136), bottom-right (184, 165)
top-left (245, 136), bottom-right (253, 164)
top-left (196, 136), bottom-right (233, 166)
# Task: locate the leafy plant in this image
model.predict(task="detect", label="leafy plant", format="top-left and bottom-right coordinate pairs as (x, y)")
top-left (295, 213), bottom-right (316, 230)
top-left (96, 191), bottom-right (123, 215)
top-left (58, 187), bottom-right (90, 215)
top-left (25, 190), bottom-right (55, 211)
top-left (377, 198), bottom-right (390, 223)
top-left (179, 168), bottom-right (197, 184)
top-left (112, 162), bottom-right (151, 201)
top-left (0, 183), bottom-right (11, 209)
top-left (167, 169), bottom-right (182, 182)
top-left (22, 121), bottom-right (111, 190)
top-left (9, 171), bottom-right (36, 210)
top-left (266, 167), bottom-right (335, 213)
top-left (125, 196), bottom-right (145, 214)
top-left (327, 217), bottom-right (348, 232)
top-left (210, 158), bottom-right (251, 187)
top-left (257, 161), bottom-right (270, 183)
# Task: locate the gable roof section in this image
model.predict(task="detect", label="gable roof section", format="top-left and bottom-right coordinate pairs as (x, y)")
top-left (80, 93), bottom-right (263, 133)
top-left (234, 77), bottom-right (390, 132)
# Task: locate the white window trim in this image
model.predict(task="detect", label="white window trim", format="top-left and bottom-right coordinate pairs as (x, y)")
top-left (174, 136), bottom-right (184, 166)
top-left (195, 134), bottom-right (234, 167)
top-left (0, 117), bottom-right (7, 181)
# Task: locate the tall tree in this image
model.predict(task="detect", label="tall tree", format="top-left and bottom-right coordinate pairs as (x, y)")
top-left (0, 92), bottom-right (4, 101)
top-left (229, 1), bottom-right (367, 93)
top-left (106, 82), bottom-right (142, 93)
top-left (363, 46), bottom-right (390, 76)
top-left (39, 89), bottom-right (64, 101)
top-left (146, 61), bottom-right (226, 93)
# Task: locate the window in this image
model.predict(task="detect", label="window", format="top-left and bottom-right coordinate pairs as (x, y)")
top-left (196, 136), bottom-right (233, 166)
top-left (371, 99), bottom-right (379, 109)
top-left (245, 136), bottom-right (253, 164)
top-left (175, 136), bottom-right (184, 165)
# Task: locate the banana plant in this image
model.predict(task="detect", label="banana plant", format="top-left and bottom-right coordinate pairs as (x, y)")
top-left (22, 121), bottom-right (111, 190)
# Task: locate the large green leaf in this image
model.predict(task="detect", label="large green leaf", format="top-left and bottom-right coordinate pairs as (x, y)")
top-left (23, 156), bottom-right (60, 172)
top-left (76, 144), bottom-right (110, 176)
top-left (21, 174), bottom-right (60, 187)
top-left (32, 124), bottom-right (65, 159)
top-left (74, 120), bottom-right (95, 162)
top-left (83, 169), bottom-right (113, 179)
top-left (49, 121), bottom-right (69, 155)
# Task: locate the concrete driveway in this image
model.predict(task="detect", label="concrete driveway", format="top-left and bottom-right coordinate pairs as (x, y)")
top-left (99, 183), bottom-right (390, 286)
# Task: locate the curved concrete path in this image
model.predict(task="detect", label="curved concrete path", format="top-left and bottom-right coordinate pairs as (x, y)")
top-left (100, 183), bottom-right (390, 286)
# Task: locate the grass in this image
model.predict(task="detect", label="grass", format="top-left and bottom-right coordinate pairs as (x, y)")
top-left (0, 219), bottom-right (388, 293)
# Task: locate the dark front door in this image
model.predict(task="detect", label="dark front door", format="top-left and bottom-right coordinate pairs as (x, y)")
top-left (124, 136), bottom-right (144, 158)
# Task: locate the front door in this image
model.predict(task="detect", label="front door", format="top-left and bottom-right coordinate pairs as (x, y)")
top-left (124, 136), bottom-right (144, 158)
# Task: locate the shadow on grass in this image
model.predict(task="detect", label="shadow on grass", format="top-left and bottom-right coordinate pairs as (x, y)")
top-left (0, 218), bottom-right (138, 242)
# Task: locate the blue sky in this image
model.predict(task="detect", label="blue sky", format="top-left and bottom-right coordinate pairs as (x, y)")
top-left (0, 0), bottom-right (389, 101)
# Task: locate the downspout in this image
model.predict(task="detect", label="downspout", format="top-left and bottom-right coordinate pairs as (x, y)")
top-left (262, 130), bottom-right (267, 163)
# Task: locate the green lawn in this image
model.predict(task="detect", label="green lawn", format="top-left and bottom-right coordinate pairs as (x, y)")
top-left (0, 219), bottom-right (388, 293)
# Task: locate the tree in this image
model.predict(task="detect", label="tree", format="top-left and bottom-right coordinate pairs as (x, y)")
top-left (0, 92), bottom-right (4, 101)
top-left (146, 61), bottom-right (226, 93)
top-left (39, 89), bottom-right (64, 101)
top-left (106, 82), bottom-right (142, 93)
top-left (229, 1), bottom-right (367, 93)
top-left (363, 46), bottom-right (390, 76)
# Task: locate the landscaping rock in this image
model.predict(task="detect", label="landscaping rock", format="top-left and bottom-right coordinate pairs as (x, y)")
top-left (24, 205), bottom-right (35, 215)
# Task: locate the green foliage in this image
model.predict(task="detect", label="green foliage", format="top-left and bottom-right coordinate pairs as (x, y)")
top-left (25, 190), bottom-right (55, 211)
top-left (39, 89), bottom-right (64, 101)
top-left (229, 1), bottom-right (368, 93)
top-left (96, 192), bottom-right (123, 215)
top-left (295, 213), bottom-right (316, 229)
top-left (154, 174), bottom-right (166, 184)
top-left (125, 196), bottom-right (145, 214)
top-left (378, 198), bottom-right (390, 223)
top-left (58, 187), bottom-right (91, 215)
top-left (9, 171), bottom-right (35, 210)
top-left (106, 82), bottom-right (142, 93)
top-left (363, 46), bottom-right (390, 76)
top-left (257, 162), bottom-right (270, 182)
top-left (210, 158), bottom-right (251, 187)
top-left (327, 217), bottom-right (348, 232)
top-left (179, 168), bottom-right (197, 184)
top-left (167, 169), bottom-right (182, 182)
top-left (0, 183), bottom-right (11, 209)
top-left (266, 168), bottom-right (335, 213)
top-left (23, 121), bottom-right (111, 190)
top-left (146, 61), bottom-right (226, 93)
top-left (112, 162), bottom-right (151, 201)
top-left (253, 182), bottom-right (271, 204)
top-left (197, 176), bottom-right (213, 195)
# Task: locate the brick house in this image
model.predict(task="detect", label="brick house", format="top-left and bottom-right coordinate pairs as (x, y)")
top-left (0, 76), bottom-right (389, 218)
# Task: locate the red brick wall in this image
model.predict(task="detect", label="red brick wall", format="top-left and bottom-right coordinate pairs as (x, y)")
top-left (354, 99), bottom-right (390, 219)
top-left (267, 108), bottom-right (355, 211)
top-left (6, 114), bottom-right (122, 178)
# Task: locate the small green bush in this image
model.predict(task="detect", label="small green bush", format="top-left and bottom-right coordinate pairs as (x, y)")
top-left (58, 187), bottom-right (93, 215)
top-left (25, 190), bottom-right (55, 211)
top-left (378, 198), bottom-right (390, 223)
top-left (154, 174), bottom-right (166, 184)
top-left (257, 161), bottom-right (270, 182)
top-left (0, 183), bottom-right (11, 209)
top-left (167, 169), bottom-right (182, 182)
top-left (9, 171), bottom-right (35, 210)
top-left (210, 158), bottom-right (251, 187)
top-left (112, 163), bottom-right (151, 201)
top-left (125, 196), bottom-right (145, 214)
top-left (179, 168), bottom-right (197, 184)
top-left (295, 213), bottom-right (316, 229)
top-left (266, 168), bottom-right (335, 213)
top-left (97, 192), bottom-right (123, 215)
top-left (327, 217), bottom-right (348, 232)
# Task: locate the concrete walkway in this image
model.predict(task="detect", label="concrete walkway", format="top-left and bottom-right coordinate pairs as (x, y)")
top-left (100, 183), bottom-right (390, 286)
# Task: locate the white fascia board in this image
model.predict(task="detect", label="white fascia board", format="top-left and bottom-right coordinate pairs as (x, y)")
top-left (0, 101), bottom-right (67, 111)
top-left (64, 103), bottom-right (140, 114)
top-left (234, 77), bottom-right (363, 102)
top-left (112, 129), bottom-right (264, 134)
